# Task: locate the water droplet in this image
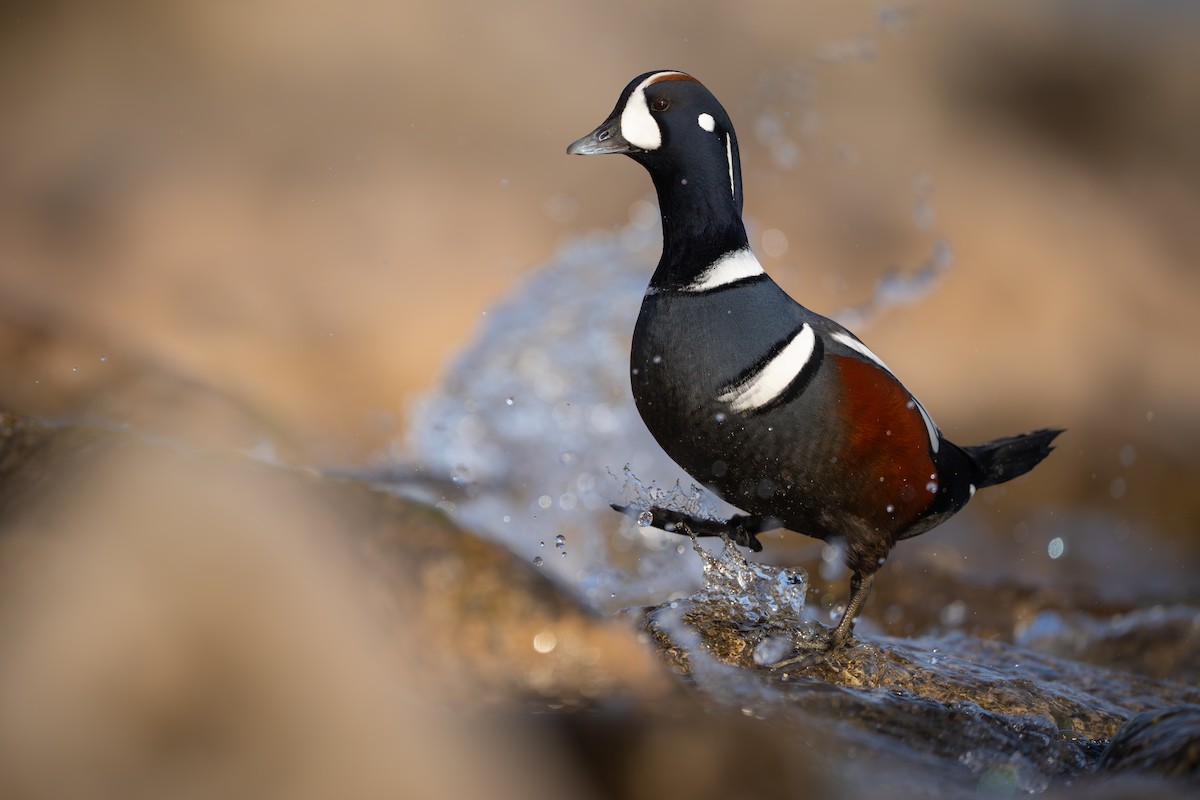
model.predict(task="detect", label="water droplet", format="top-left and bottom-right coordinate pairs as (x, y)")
top-left (532, 629), bottom-right (557, 653)
top-left (554, 534), bottom-right (566, 548)
top-left (533, 556), bottom-right (544, 567)
top-left (1047, 537), bottom-right (1065, 559)
top-left (925, 481), bottom-right (938, 493)
top-left (450, 465), bottom-right (474, 486)
top-left (537, 495), bottom-right (552, 509)
top-left (753, 634), bottom-right (792, 666)
top-left (761, 228), bottom-right (788, 258)
top-left (637, 510), bottom-right (654, 528)
top-left (99, 355), bottom-right (108, 363)
top-left (714, 411), bottom-right (727, 423)
top-left (651, 355), bottom-right (663, 364)
top-left (939, 599), bottom-right (968, 627)
top-left (502, 515), bottom-right (511, 523)
top-left (505, 396), bottom-right (514, 405)
top-left (886, 504), bottom-right (895, 513)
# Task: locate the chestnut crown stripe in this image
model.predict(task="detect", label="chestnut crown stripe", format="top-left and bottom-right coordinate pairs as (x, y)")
top-left (646, 71), bottom-right (700, 86)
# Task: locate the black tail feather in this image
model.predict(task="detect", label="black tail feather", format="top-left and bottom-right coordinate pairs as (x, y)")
top-left (964, 428), bottom-right (1063, 489)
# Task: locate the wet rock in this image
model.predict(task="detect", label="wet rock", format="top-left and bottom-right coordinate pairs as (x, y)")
top-left (1016, 607), bottom-right (1200, 685)
top-left (1097, 705), bottom-right (1200, 783)
top-left (636, 536), bottom-right (1200, 795)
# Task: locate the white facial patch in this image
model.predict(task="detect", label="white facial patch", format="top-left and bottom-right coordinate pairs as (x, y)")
top-left (830, 331), bottom-right (940, 452)
top-left (697, 112), bottom-right (715, 132)
top-left (719, 324), bottom-right (817, 413)
top-left (682, 248), bottom-right (764, 292)
top-left (621, 71), bottom-right (681, 151)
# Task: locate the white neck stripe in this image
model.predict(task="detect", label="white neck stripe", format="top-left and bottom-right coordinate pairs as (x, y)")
top-left (682, 248), bottom-right (764, 292)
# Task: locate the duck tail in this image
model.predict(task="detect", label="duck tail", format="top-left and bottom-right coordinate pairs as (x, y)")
top-left (964, 428), bottom-right (1064, 489)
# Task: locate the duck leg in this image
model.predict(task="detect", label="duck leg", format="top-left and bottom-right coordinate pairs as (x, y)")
top-left (610, 504), bottom-right (768, 552)
top-left (827, 571), bottom-right (874, 648)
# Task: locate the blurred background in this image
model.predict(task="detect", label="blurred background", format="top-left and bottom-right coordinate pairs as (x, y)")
top-left (3, 1), bottom-right (1200, 796)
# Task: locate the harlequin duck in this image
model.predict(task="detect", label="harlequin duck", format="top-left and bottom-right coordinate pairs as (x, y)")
top-left (567, 71), bottom-right (1062, 648)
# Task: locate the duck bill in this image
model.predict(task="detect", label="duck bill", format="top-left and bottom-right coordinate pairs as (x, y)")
top-left (566, 117), bottom-right (636, 155)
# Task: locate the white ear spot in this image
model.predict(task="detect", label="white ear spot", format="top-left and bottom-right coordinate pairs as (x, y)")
top-left (697, 112), bottom-right (715, 132)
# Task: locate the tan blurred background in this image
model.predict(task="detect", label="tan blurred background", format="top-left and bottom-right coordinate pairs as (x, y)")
top-left (2, 0), bottom-right (1199, 550)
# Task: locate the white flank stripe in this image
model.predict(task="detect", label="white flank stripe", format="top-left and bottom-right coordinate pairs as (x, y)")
top-left (830, 331), bottom-right (940, 452)
top-left (718, 324), bottom-right (816, 412)
top-left (621, 71), bottom-right (686, 151)
top-left (683, 248), bottom-right (764, 292)
top-left (725, 134), bottom-right (735, 200)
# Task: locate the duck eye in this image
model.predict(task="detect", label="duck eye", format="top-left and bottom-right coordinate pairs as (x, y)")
top-left (650, 97), bottom-right (670, 112)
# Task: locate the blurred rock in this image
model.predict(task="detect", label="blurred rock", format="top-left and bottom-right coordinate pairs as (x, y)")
top-left (1098, 705), bottom-right (1200, 784)
top-left (0, 413), bottom-right (667, 799)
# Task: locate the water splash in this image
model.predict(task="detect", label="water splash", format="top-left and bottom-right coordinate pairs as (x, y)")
top-left (396, 227), bottom-right (717, 609)
top-left (614, 464), bottom-right (723, 528)
top-left (833, 239), bottom-right (953, 330)
top-left (689, 534), bottom-right (809, 627)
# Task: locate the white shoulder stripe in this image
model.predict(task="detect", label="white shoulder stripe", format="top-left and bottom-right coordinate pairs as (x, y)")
top-left (830, 331), bottom-right (890, 370)
top-left (718, 324), bottom-right (817, 413)
top-left (682, 248), bottom-right (764, 292)
top-left (830, 331), bottom-right (940, 453)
